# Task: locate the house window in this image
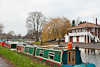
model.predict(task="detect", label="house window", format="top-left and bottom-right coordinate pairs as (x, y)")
top-left (48, 52), bottom-right (55, 60)
top-left (72, 30), bottom-right (75, 33)
top-left (76, 29), bottom-right (78, 32)
top-left (92, 28), bottom-right (95, 32)
top-left (79, 29), bottom-right (81, 32)
top-left (82, 29), bottom-right (86, 32)
top-left (39, 50), bottom-right (44, 57)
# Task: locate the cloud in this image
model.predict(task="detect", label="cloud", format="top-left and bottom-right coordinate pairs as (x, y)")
top-left (0, 0), bottom-right (100, 36)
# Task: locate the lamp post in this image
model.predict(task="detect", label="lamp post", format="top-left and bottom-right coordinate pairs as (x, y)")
top-left (40, 35), bottom-right (42, 45)
top-left (58, 38), bottom-right (60, 45)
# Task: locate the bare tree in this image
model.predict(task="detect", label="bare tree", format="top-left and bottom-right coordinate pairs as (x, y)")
top-left (0, 23), bottom-right (4, 35)
top-left (26, 12), bottom-right (45, 41)
top-left (17, 34), bottom-right (21, 39)
top-left (7, 31), bottom-right (15, 39)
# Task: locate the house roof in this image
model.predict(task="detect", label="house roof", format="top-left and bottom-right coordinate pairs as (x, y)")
top-left (68, 22), bottom-right (100, 30)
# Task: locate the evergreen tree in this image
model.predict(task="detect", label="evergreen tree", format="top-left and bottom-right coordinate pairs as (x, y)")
top-left (72, 20), bottom-right (76, 27)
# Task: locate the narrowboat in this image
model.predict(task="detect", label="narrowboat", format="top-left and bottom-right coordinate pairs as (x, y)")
top-left (16, 42), bottom-right (26, 52)
top-left (23, 45), bottom-right (95, 67)
top-left (24, 45), bottom-right (39, 55)
top-left (4, 41), bottom-right (18, 49)
top-left (24, 46), bottom-right (34, 55)
top-left (1, 41), bottom-right (95, 67)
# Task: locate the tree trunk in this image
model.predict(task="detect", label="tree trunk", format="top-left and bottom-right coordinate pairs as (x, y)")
top-left (58, 38), bottom-right (60, 45)
top-left (36, 20), bottom-right (39, 41)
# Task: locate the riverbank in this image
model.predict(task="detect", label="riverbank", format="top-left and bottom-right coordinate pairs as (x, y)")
top-left (0, 46), bottom-right (50, 67)
top-left (0, 53), bottom-right (14, 67)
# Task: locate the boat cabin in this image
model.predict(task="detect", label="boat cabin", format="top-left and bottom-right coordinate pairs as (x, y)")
top-left (24, 46), bottom-right (34, 55)
top-left (62, 48), bottom-right (82, 65)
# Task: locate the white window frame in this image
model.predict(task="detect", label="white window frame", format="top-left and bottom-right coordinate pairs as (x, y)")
top-left (72, 30), bottom-right (75, 33)
top-left (76, 29), bottom-right (78, 32)
top-left (82, 28), bottom-right (86, 32)
top-left (26, 48), bottom-right (29, 52)
top-left (48, 52), bottom-right (55, 60)
top-left (92, 28), bottom-right (95, 32)
top-left (79, 29), bottom-right (81, 32)
top-left (39, 50), bottom-right (44, 57)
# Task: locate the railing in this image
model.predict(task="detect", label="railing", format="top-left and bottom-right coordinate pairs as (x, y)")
top-left (69, 31), bottom-right (100, 42)
top-left (69, 32), bottom-right (88, 36)
top-left (95, 36), bottom-right (100, 42)
top-left (88, 31), bottom-right (94, 39)
top-left (88, 31), bottom-right (100, 42)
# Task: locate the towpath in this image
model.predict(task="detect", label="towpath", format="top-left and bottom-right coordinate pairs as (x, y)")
top-left (43, 42), bottom-right (100, 49)
top-left (0, 57), bottom-right (9, 67)
top-left (0, 53), bottom-right (15, 67)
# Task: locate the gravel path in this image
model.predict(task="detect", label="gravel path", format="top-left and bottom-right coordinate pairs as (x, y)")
top-left (0, 53), bottom-right (15, 67)
top-left (0, 57), bottom-right (9, 67)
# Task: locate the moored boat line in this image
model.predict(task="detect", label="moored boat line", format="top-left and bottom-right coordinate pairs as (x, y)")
top-left (0, 41), bottom-right (96, 67)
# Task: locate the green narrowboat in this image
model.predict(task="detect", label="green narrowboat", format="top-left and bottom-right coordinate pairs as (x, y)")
top-left (35, 48), bottom-right (62, 66)
top-left (24, 46), bottom-right (34, 55)
top-left (34, 47), bottom-right (95, 67)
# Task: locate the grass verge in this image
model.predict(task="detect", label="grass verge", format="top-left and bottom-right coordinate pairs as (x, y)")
top-left (0, 46), bottom-right (50, 67)
top-left (33, 41), bottom-right (41, 45)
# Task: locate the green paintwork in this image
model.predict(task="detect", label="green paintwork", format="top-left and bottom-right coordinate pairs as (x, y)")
top-left (33, 47), bottom-right (36, 55)
top-left (36, 48), bottom-right (62, 62)
top-left (24, 47), bottom-right (34, 54)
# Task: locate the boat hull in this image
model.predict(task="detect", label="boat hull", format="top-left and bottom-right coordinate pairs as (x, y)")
top-left (62, 63), bottom-right (95, 67)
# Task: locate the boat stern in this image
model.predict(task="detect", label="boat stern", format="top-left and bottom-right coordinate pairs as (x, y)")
top-left (62, 63), bottom-right (95, 67)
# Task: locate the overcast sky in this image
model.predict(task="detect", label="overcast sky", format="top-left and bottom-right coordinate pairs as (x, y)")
top-left (0, 0), bottom-right (100, 36)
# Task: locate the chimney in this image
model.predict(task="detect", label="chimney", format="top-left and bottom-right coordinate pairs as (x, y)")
top-left (96, 18), bottom-right (97, 25)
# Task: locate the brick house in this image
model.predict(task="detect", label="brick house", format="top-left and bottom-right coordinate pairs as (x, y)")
top-left (65, 18), bottom-right (100, 43)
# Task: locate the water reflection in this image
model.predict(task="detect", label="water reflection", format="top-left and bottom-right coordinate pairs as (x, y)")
top-left (80, 48), bottom-right (100, 67)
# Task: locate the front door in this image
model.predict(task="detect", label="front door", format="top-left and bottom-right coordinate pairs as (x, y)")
top-left (70, 37), bottom-right (73, 42)
top-left (77, 36), bottom-right (79, 42)
top-left (67, 51), bottom-right (75, 65)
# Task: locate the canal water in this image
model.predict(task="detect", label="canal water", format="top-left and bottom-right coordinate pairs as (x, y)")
top-left (80, 48), bottom-right (100, 67)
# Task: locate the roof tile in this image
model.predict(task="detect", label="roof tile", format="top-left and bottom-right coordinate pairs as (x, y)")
top-left (68, 22), bottom-right (100, 30)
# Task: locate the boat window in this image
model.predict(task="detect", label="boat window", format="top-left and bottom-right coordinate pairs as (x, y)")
top-left (72, 52), bottom-right (74, 61)
top-left (26, 48), bottom-right (29, 52)
top-left (39, 50), bottom-right (44, 57)
top-left (48, 52), bottom-right (55, 60)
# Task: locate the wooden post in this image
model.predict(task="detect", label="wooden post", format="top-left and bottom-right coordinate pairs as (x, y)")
top-left (94, 50), bottom-right (95, 54)
top-left (93, 49), bottom-right (95, 54)
top-left (86, 35), bottom-right (88, 43)
top-left (88, 49), bottom-right (89, 54)
top-left (89, 35), bottom-right (91, 43)
top-left (85, 49), bottom-right (86, 53)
